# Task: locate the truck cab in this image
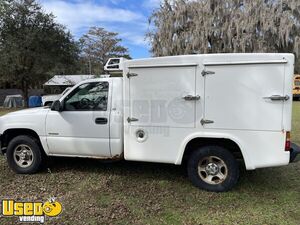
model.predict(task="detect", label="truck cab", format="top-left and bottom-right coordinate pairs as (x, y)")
top-left (46, 77), bottom-right (123, 158)
top-left (0, 77), bottom-right (123, 160)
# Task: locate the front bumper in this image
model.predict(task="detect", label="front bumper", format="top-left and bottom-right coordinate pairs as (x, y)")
top-left (290, 142), bottom-right (300, 163)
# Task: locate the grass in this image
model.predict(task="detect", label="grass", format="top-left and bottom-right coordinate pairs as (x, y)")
top-left (0, 108), bottom-right (18, 116)
top-left (0, 103), bottom-right (299, 225)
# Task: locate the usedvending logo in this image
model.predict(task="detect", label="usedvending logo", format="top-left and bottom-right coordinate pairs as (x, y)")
top-left (1, 197), bottom-right (62, 223)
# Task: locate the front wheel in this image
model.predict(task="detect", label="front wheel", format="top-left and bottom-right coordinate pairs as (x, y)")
top-left (6, 135), bottom-right (43, 174)
top-left (187, 145), bottom-right (239, 192)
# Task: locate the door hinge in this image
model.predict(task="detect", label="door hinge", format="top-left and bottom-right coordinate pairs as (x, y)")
top-left (201, 119), bottom-right (214, 126)
top-left (201, 70), bottom-right (215, 76)
top-left (126, 72), bottom-right (138, 78)
top-left (183, 95), bottom-right (201, 101)
top-left (127, 117), bottom-right (139, 123)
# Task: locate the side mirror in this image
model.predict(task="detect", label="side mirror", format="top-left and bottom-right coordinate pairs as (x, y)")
top-left (51, 100), bottom-right (63, 112)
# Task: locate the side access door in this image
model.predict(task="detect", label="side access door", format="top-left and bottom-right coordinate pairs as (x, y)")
top-left (124, 65), bottom-right (199, 163)
top-left (202, 61), bottom-right (289, 131)
top-left (46, 81), bottom-right (111, 157)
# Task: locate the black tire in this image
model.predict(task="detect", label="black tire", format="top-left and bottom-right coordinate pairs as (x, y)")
top-left (187, 145), bottom-right (239, 192)
top-left (6, 135), bottom-right (43, 174)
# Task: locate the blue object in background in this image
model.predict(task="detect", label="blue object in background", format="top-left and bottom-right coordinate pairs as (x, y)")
top-left (29, 96), bottom-right (42, 108)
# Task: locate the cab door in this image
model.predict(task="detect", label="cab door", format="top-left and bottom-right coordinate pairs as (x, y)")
top-left (46, 81), bottom-right (111, 157)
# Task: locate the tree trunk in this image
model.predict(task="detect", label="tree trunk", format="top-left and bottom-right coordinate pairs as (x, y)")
top-left (21, 79), bottom-right (29, 108)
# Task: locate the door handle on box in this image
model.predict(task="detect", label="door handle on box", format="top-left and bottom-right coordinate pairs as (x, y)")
top-left (201, 119), bottom-right (214, 125)
top-left (127, 117), bottom-right (139, 123)
top-left (183, 95), bottom-right (200, 101)
top-left (263, 95), bottom-right (290, 101)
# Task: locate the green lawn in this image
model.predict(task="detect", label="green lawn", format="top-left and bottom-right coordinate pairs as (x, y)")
top-left (0, 103), bottom-right (299, 225)
top-left (0, 108), bottom-right (18, 116)
top-left (292, 102), bottom-right (300, 145)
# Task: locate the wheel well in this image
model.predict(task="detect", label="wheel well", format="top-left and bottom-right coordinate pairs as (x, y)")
top-left (182, 138), bottom-right (244, 165)
top-left (1, 129), bottom-right (45, 154)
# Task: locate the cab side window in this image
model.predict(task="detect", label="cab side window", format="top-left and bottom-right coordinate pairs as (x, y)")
top-left (64, 82), bottom-right (109, 111)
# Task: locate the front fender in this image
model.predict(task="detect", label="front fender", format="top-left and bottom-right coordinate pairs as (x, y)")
top-left (0, 108), bottom-right (49, 136)
top-left (0, 108), bottom-right (50, 154)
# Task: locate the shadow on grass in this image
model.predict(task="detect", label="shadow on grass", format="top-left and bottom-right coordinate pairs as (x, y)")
top-left (45, 156), bottom-right (186, 180)
top-left (43, 156), bottom-right (300, 192)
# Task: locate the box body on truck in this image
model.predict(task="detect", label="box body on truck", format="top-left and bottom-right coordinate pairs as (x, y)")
top-left (0, 53), bottom-right (299, 192)
top-left (123, 54), bottom-right (294, 170)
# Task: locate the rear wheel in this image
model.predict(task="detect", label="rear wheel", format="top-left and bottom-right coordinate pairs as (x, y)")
top-left (6, 135), bottom-right (43, 174)
top-left (187, 145), bottom-right (239, 192)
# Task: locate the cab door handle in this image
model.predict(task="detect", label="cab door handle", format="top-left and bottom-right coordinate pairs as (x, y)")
top-left (95, 117), bottom-right (108, 124)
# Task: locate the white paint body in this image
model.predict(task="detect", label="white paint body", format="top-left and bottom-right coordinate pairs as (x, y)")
top-left (0, 54), bottom-right (295, 170)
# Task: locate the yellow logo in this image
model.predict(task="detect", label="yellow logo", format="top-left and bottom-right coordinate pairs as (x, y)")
top-left (1, 198), bottom-right (62, 223)
top-left (42, 200), bottom-right (62, 217)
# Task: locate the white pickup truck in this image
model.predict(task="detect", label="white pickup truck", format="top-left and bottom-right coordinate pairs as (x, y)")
top-left (0, 54), bottom-right (299, 192)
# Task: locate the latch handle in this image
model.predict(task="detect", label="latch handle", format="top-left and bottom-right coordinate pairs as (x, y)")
top-left (183, 95), bottom-right (201, 101)
top-left (126, 73), bottom-right (138, 78)
top-left (263, 95), bottom-right (290, 101)
top-left (127, 117), bottom-right (139, 123)
top-left (201, 70), bottom-right (215, 76)
top-left (201, 119), bottom-right (214, 126)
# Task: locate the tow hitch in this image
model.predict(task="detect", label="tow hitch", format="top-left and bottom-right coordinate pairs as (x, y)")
top-left (290, 142), bottom-right (300, 163)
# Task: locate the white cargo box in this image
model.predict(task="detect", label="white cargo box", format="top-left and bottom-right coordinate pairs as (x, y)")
top-left (123, 54), bottom-right (294, 169)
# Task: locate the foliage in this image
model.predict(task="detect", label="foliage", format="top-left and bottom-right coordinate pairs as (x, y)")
top-left (79, 27), bottom-right (130, 75)
top-left (0, 0), bottom-right (79, 106)
top-left (148, 0), bottom-right (300, 66)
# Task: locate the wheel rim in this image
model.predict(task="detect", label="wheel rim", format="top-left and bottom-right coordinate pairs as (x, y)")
top-left (198, 156), bottom-right (228, 185)
top-left (13, 144), bottom-right (34, 168)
